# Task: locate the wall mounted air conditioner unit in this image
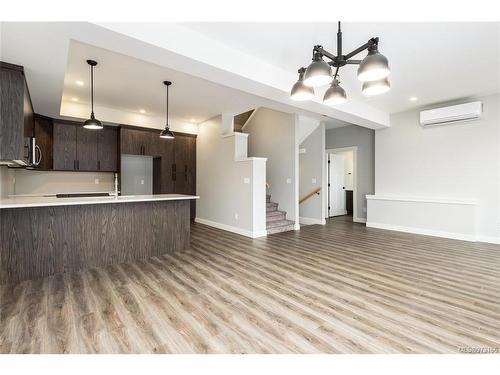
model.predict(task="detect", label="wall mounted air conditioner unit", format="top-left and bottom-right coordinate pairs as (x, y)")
top-left (420, 101), bottom-right (482, 127)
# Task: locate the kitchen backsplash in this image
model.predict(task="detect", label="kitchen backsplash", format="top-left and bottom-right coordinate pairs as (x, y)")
top-left (1, 167), bottom-right (115, 196)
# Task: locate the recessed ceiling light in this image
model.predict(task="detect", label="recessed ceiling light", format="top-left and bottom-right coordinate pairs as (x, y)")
top-left (76, 80), bottom-right (84, 86)
top-left (71, 97), bottom-right (79, 102)
top-left (139, 109), bottom-right (146, 114)
top-left (190, 119), bottom-right (197, 123)
top-left (410, 96), bottom-right (418, 102)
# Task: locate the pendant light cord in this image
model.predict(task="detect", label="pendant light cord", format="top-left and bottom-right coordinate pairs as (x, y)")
top-left (166, 84), bottom-right (169, 127)
top-left (90, 64), bottom-right (94, 116)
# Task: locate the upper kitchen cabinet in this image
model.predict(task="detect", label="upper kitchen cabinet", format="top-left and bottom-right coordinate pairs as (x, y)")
top-left (53, 121), bottom-right (118, 172)
top-left (98, 127), bottom-right (118, 171)
top-left (0, 62), bottom-right (34, 164)
top-left (53, 122), bottom-right (77, 170)
top-left (33, 114), bottom-right (54, 170)
top-left (76, 127), bottom-right (98, 171)
top-left (120, 127), bottom-right (160, 156)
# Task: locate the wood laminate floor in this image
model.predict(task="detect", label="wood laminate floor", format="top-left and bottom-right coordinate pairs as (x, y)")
top-left (1, 220), bottom-right (499, 354)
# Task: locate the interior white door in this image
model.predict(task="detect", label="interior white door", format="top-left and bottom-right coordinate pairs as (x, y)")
top-left (329, 153), bottom-right (346, 217)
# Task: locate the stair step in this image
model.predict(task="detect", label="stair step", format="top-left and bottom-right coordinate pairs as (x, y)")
top-left (266, 202), bottom-right (278, 212)
top-left (266, 220), bottom-right (295, 234)
top-left (266, 219), bottom-right (294, 229)
top-left (266, 194), bottom-right (271, 203)
top-left (266, 211), bottom-right (286, 222)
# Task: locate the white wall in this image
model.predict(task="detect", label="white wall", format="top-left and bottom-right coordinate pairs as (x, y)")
top-left (299, 123), bottom-right (325, 224)
top-left (373, 94), bottom-right (500, 243)
top-left (245, 107), bottom-right (297, 223)
top-left (1, 168), bottom-right (115, 196)
top-left (326, 125), bottom-right (375, 219)
top-left (196, 115), bottom-right (266, 238)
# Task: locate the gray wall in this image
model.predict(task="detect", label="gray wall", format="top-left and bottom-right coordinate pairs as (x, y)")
top-left (326, 125), bottom-right (375, 219)
top-left (376, 94), bottom-right (500, 239)
top-left (245, 107), bottom-right (297, 221)
top-left (299, 124), bottom-right (324, 222)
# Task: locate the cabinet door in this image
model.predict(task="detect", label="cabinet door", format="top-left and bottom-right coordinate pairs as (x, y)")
top-left (144, 131), bottom-right (160, 157)
top-left (173, 135), bottom-right (189, 194)
top-left (120, 128), bottom-right (143, 155)
top-left (53, 122), bottom-right (77, 170)
top-left (34, 116), bottom-right (53, 170)
top-left (0, 66), bottom-right (24, 161)
top-left (98, 127), bottom-right (118, 171)
top-left (159, 137), bottom-right (174, 193)
top-left (76, 127), bottom-right (98, 171)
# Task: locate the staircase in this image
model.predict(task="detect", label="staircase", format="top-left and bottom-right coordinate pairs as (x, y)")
top-left (266, 194), bottom-right (295, 234)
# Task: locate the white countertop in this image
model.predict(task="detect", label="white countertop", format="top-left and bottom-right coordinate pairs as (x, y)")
top-left (0, 194), bottom-right (199, 209)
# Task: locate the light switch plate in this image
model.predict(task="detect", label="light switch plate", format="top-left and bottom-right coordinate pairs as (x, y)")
top-left (286, 178), bottom-right (292, 184)
top-left (94, 178), bottom-right (99, 184)
top-left (234, 213), bottom-right (239, 220)
top-left (243, 177), bottom-right (250, 184)
top-left (141, 179), bottom-right (145, 185)
top-left (312, 178), bottom-right (317, 184)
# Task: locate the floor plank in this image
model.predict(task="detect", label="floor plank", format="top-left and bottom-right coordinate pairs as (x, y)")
top-left (1, 218), bottom-right (499, 353)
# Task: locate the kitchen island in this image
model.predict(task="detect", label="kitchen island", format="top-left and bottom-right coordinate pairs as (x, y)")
top-left (0, 194), bottom-right (199, 284)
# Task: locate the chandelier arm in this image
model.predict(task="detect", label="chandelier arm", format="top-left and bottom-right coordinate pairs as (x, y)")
top-left (333, 66), bottom-right (340, 80)
top-left (344, 37), bottom-right (378, 60)
top-left (344, 59), bottom-right (362, 65)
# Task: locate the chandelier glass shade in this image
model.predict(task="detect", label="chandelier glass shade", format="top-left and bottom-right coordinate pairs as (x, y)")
top-left (290, 68), bottom-right (315, 101)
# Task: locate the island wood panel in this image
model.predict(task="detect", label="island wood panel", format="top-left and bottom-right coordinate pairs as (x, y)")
top-left (0, 200), bottom-right (190, 284)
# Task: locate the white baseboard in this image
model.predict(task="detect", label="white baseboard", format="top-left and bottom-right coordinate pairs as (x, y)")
top-left (195, 217), bottom-right (267, 238)
top-left (299, 217), bottom-right (326, 225)
top-left (294, 222), bottom-right (301, 230)
top-left (366, 222), bottom-right (476, 242)
top-left (353, 217), bottom-right (367, 223)
top-left (476, 236), bottom-right (500, 245)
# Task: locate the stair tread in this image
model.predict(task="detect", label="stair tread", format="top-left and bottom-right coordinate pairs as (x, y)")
top-left (266, 219), bottom-right (295, 229)
top-left (266, 210), bottom-right (286, 217)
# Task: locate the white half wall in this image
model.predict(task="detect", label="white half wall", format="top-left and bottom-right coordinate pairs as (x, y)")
top-left (299, 122), bottom-right (325, 225)
top-left (196, 115), bottom-right (267, 238)
top-left (367, 196), bottom-right (477, 241)
top-left (373, 94), bottom-right (500, 244)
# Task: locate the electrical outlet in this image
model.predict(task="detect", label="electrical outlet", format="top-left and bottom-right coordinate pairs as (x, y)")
top-left (243, 177), bottom-right (250, 184)
top-left (94, 178), bottom-right (99, 185)
top-left (312, 178), bottom-right (317, 184)
top-left (286, 178), bottom-right (292, 184)
top-left (234, 213), bottom-right (239, 220)
top-left (141, 179), bottom-right (144, 185)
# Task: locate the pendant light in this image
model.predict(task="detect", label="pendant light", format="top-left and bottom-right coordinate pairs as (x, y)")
top-left (303, 52), bottom-right (333, 88)
top-left (361, 77), bottom-right (391, 96)
top-left (323, 79), bottom-right (347, 105)
top-left (83, 60), bottom-right (103, 130)
top-left (290, 68), bottom-right (315, 101)
top-left (160, 80), bottom-right (175, 139)
top-left (357, 44), bottom-right (391, 82)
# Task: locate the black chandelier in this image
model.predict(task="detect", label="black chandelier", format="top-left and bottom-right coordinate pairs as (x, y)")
top-left (291, 22), bottom-right (391, 104)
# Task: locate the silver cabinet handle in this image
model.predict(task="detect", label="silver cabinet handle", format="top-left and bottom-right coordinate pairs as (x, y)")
top-left (34, 145), bottom-right (42, 166)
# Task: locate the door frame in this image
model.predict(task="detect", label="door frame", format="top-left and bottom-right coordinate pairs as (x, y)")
top-left (324, 146), bottom-right (358, 220)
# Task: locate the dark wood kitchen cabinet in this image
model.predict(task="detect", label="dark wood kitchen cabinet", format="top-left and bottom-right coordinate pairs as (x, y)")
top-left (120, 127), bottom-right (159, 156)
top-left (0, 62), bottom-right (34, 163)
top-left (76, 127), bottom-right (98, 171)
top-left (33, 114), bottom-right (53, 170)
top-left (53, 122), bottom-right (77, 170)
top-left (98, 127), bottom-right (118, 171)
top-left (53, 121), bottom-right (118, 171)
top-left (173, 134), bottom-right (197, 218)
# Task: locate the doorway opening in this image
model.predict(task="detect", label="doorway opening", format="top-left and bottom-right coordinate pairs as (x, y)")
top-left (325, 147), bottom-right (357, 222)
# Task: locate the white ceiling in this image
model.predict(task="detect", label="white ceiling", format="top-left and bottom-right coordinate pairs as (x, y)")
top-left (183, 22), bottom-right (500, 114)
top-left (62, 40), bottom-right (264, 128)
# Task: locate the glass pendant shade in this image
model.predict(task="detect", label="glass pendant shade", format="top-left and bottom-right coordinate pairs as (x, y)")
top-left (83, 113), bottom-right (103, 130)
top-left (160, 127), bottom-right (175, 139)
top-left (361, 77), bottom-right (391, 96)
top-left (303, 58), bottom-right (333, 87)
top-left (357, 48), bottom-right (390, 82)
top-left (290, 70), bottom-right (315, 101)
top-left (323, 79), bottom-right (347, 105)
